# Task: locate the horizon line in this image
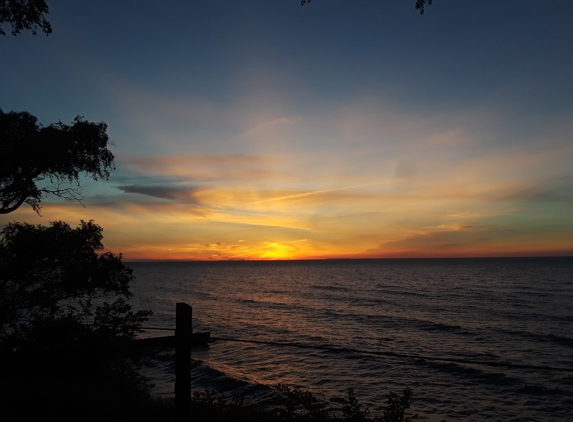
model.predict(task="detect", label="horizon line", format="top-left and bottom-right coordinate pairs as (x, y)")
top-left (124, 255), bottom-right (573, 263)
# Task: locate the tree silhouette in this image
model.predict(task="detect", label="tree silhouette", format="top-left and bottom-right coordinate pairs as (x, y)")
top-left (0, 4), bottom-right (161, 419)
top-left (0, 220), bottom-right (157, 421)
top-left (0, 220), bottom-right (147, 336)
top-left (415, 0), bottom-right (433, 14)
top-left (0, 109), bottom-right (114, 214)
top-left (0, 0), bottom-right (51, 35)
top-left (301, 0), bottom-right (433, 14)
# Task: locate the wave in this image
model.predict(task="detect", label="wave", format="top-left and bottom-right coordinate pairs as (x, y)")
top-left (311, 284), bottom-right (351, 292)
top-left (415, 320), bottom-right (475, 336)
top-left (419, 359), bottom-right (521, 387)
top-left (500, 329), bottom-right (573, 349)
top-left (191, 359), bottom-right (281, 404)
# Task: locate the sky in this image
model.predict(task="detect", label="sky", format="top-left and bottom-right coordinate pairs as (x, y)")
top-left (1, 0), bottom-right (573, 260)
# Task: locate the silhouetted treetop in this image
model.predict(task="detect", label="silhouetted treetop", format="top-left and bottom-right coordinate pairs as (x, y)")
top-left (0, 110), bottom-right (114, 214)
top-left (0, 220), bottom-right (148, 337)
top-left (0, 0), bottom-right (51, 36)
top-left (414, 0), bottom-right (433, 14)
top-left (301, 0), bottom-right (433, 14)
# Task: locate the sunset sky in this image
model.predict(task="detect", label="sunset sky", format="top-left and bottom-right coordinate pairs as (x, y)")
top-left (2, 0), bottom-right (573, 260)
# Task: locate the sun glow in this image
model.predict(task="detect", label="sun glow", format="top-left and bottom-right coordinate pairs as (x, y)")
top-left (256, 242), bottom-right (296, 260)
top-left (250, 239), bottom-right (306, 260)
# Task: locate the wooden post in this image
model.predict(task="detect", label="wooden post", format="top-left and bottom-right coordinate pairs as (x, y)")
top-left (175, 303), bottom-right (192, 421)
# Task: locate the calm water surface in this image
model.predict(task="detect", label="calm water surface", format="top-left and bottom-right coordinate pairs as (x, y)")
top-left (128, 258), bottom-right (573, 422)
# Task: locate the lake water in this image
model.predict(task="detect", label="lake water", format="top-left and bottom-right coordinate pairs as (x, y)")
top-left (128, 258), bottom-right (573, 421)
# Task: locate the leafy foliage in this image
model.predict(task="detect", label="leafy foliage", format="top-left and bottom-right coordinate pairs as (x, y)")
top-left (192, 388), bottom-right (258, 421)
top-left (0, 109), bottom-right (114, 214)
top-left (374, 388), bottom-right (418, 422)
top-left (190, 385), bottom-right (417, 422)
top-left (275, 385), bottom-right (416, 422)
top-left (331, 388), bottom-right (370, 421)
top-left (276, 384), bottom-right (330, 420)
top-left (0, 0), bottom-right (51, 35)
top-left (0, 220), bottom-right (151, 342)
top-left (0, 220), bottom-right (155, 420)
top-left (414, 0), bottom-right (433, 14)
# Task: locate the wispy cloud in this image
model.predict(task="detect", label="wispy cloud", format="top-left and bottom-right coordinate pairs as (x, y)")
top-left (254, 182), bottom-right (389, 204)
top-left (240, 117), bottom-right (298, 139)
top-left (495, 174), bottom-right (573, 204)
top-left (116, 184), bottom-right (202, 203)
top-left (117, 154), bottom-right (276, 181)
